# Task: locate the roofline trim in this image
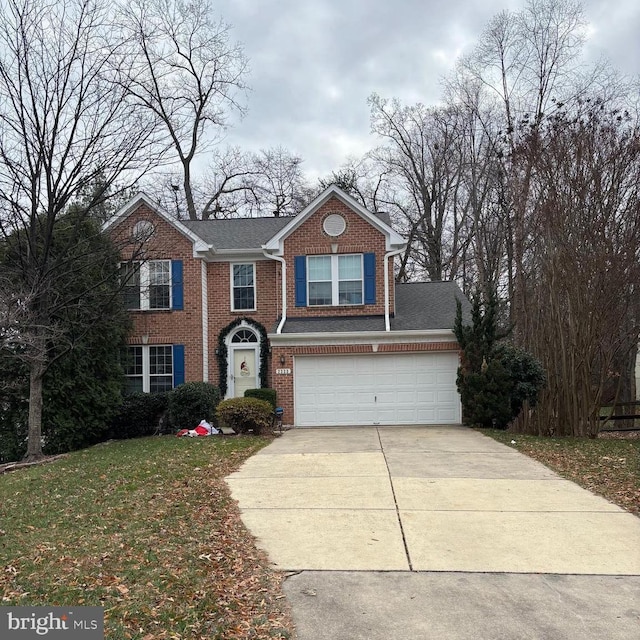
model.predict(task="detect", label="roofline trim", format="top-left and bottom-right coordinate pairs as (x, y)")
top-left (268, 328), bottom-right (458, 345)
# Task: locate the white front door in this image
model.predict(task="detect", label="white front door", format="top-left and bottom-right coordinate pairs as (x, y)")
top-left (231, 347), bottom-right (258, 398)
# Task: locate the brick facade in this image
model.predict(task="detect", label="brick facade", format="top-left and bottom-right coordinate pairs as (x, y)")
top-left (284, 197), bottom-right (393, 317)
top-left (113, 204), bottom-right (205, 383)
top-left (107, 189), bottom-right (461, 427)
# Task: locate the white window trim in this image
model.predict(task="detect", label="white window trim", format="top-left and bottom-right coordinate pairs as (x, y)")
top-left (307, 254), bottom-right (363, 306)
top-left (122, 260), bottom-right (172, 311)
top-left (230, 262), bottom-right (257, 312)
top-left (126, 345), bottom-right (173, 393)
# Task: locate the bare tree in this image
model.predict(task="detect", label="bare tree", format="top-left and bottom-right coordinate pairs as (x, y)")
top-left (154, 145), bottom-right (310, 219)
top-left (316, 162), bottom-right (379, 208)
top-left (0, 0), bottom-right (162, 460)
top-left (367, 94), bottom-right (474, 283)
top-left (119, 0), bottom-right (248, 220)
top-left (453, 0), bottom-right (597, 337)
top-left (244, 146), bottom-right (309, 217)
top-left (512, 100), bottom-right (640, 437)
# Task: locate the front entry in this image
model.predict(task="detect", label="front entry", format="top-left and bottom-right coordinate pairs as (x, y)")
top-left (227, 326), bottom-right (260, 398)
top-left (231, 347), bottom-right (258, 397)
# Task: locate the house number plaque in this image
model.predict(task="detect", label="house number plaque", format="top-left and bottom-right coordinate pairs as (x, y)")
top-left (275, 368), bottom-right (292, 375)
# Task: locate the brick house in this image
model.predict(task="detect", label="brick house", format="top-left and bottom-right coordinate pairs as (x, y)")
top-left (104, 185), bottom-right (470, 427)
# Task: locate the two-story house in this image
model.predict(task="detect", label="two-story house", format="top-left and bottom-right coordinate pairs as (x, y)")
top-left (105, 185), bottom-right (469, 427)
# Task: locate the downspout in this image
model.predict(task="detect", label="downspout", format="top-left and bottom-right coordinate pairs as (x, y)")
top-left (262, 248), bottom-right (287, 334)
top-left (384, 248), bottom-right (405, 332)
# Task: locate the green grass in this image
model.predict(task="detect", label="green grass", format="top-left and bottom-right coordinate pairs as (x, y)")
top-left (0, 436), bottom-right (293, 639)
top-left (482, 429), bottom-right (640, 515)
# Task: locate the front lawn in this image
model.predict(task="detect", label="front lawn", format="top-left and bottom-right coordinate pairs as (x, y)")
top-left (0, 436), bottom-right (294, 639)
top-left (482, 430), bottom-right (640, 516)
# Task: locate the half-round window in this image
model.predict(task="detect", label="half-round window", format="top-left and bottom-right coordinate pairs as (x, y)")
top-left (231, 329), bottom-right (258, 343)
top-left (323, 213), bottom-right (346, 237)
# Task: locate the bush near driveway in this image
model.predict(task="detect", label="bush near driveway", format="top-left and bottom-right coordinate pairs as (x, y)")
top-left (244, 388), bottom-right (277, 409)
top-left (217, 397), bottom-right (274, 434)
top-left (0, 436), bottom-right (294, 639)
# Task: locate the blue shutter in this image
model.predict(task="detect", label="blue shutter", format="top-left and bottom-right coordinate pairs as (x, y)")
top-left (172, 345), bottom-right (185, 387)
top-left (294, 256), bottom-right (307, 307)
top-left (363, 253), bottom-right (376, 304)
top-left (171, 260), bottom-right (183, 310)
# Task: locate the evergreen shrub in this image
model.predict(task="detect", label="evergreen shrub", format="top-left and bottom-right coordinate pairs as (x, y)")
top-left (109, 392), bottom-right (169, 439)
top-left (216, 397), bottom-right (273, 434)
top-left (168, 382), bottom-right (220, 429)
top-left (244, 388), bottom-right (277, 409)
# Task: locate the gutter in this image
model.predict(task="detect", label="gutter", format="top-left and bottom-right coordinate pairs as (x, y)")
top-left (262, 248), bottom-right (287, 334)
top-left (384, 248), bottom-right (405, 331)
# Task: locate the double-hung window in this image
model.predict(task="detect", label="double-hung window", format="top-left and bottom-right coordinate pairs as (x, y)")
top-left (121, 260), bottom-right (176, 310)
top-left (231, 263), bottom-right (256, 311)
top-left (121, 262), bottom-right (141, 309)
top-left (124, 345), bottom-right (175, 393)
top-left (149, 261), bottom-right (171, 309)
top-left (308, 256), bottom-right (332, 306)
top-left (307, 254), bottom-right (363, 306)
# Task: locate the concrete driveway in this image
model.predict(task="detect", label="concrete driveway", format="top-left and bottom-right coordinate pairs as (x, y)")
top-left (226, 426), bottom-right (640, 639)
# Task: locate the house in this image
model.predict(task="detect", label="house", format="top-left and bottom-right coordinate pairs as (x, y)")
top-left (104, 185), bottom-right (470, 427)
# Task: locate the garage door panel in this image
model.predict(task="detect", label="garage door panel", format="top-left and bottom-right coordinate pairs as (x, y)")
top-left (295, 353), bottom-right (461, 426)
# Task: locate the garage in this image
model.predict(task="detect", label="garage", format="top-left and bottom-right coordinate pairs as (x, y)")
top-left (294, 352), bottom-right (461, 426)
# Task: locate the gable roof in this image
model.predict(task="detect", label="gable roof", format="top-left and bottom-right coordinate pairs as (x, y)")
top-left (182, 217), bottom-right (290, 250)
top-left (105, 186), bottom-right (405, 256)
top-left (102, 193), bottom-right (209, 252)
top-left (263, 184), bottom-right (405, 253)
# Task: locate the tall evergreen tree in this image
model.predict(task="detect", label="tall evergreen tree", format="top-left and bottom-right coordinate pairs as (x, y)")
top-left (0, 210), bottom-right (130, 461)
top-left (454, 295), bottom-right (545, 428)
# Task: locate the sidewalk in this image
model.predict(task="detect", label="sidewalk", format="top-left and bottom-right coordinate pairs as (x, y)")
top-left (226, 426), bottom-right (640, 639)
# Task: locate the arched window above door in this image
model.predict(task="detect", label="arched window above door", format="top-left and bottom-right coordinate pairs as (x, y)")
top-left (231, 329), bottom-right (258, 343)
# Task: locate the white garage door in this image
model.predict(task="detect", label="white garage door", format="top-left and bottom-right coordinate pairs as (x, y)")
top-left (294, 352), bottom-right (461, 426)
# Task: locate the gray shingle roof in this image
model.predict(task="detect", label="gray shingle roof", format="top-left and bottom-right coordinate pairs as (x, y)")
top-left (279, 315), bottom-right (386, 333)
top-left (391, 282), bottom-right (471, 331)
top-left (182, 217), bottom-right (291, 250)
top-left (373, 211), bottom-right (392, 227)
top-left (180, 211), bottom-right (392, 251)
top-left (278, 281), bottom-right (471, 334)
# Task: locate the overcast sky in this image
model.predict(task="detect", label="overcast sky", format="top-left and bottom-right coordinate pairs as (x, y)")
top-left (215, 0), bottom-right (640, 182)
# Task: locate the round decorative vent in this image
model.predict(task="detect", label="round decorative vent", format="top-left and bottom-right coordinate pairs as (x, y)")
top-left (323, 213), bottom-right (346, 237)
top-left (132, 220), bottom-right (155, 242)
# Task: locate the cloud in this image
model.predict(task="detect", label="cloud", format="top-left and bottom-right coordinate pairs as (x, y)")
top-left (214, 0), bottom-right (640, 181)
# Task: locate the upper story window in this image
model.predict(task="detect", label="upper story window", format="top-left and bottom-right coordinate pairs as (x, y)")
top-left (307, 254), bottom-right (363, 306)
top-left (294, 252), bottom-right (375, 308)
top-left (120, 260), bottom-right (183, 311)
top-left (231, 263), bottom-right (255, 311)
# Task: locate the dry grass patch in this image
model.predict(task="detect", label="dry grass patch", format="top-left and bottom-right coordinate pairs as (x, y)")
top-left (0, 436), bottom-right (295, 639)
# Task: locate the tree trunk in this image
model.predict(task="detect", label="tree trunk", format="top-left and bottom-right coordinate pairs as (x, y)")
top-left (24, 358), bottom-right (46, 461)
top-left (183, 160), bottom-right (198, 220)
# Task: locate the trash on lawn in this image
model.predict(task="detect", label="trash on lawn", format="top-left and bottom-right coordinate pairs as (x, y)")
top-left (176, 419), bottom-right (219, 437)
